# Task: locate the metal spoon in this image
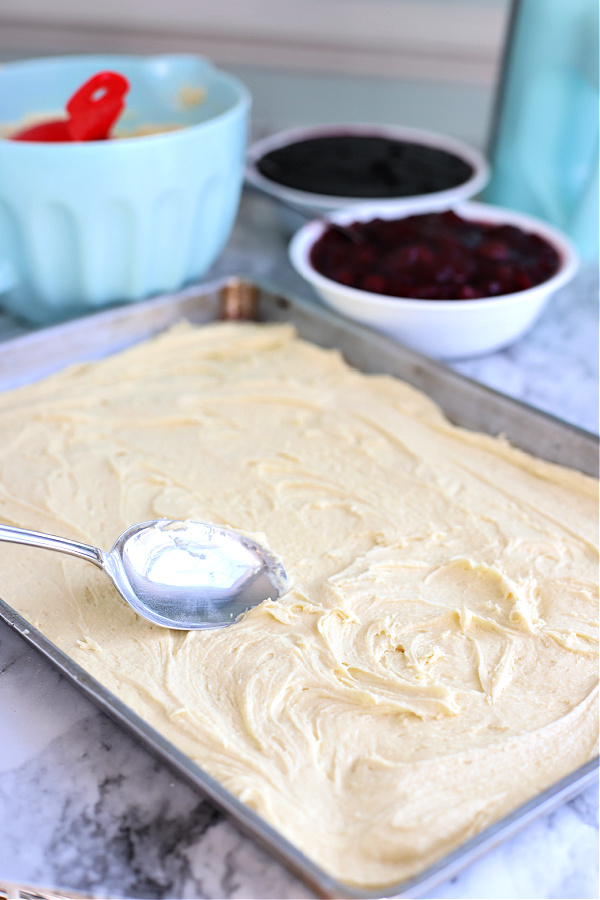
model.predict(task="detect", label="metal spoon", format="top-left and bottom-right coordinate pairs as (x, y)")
top-left (0, 519), bottom-right (287, 630)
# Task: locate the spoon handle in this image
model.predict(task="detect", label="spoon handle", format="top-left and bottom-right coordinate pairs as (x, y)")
top-left (0, 523), bottom-right (103, 567)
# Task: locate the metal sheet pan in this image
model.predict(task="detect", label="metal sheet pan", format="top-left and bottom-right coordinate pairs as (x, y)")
top-left (0, 276), bottom-right (597, 900)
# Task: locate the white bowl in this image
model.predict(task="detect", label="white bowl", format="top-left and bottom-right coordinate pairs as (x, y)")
top-left (246, 123), bottom-right (490, 233)
top-left (289, 201), bottom-right (579, 360)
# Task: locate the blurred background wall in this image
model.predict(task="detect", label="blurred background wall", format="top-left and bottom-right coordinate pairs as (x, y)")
top-left (0, 0), bottom-right (511, 148)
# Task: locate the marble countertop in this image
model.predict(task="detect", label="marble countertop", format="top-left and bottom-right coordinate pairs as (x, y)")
top-left (0, 192), bottom-right (597, 900)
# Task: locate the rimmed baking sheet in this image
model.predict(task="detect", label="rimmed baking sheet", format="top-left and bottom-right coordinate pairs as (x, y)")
top-left (0, 276), bottom-right (598, 899)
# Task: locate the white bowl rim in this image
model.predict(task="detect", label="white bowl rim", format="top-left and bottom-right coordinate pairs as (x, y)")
top-left (289, 200), bottom-right (579, 311)
top-left (246, 122), bottom-right (490, 211)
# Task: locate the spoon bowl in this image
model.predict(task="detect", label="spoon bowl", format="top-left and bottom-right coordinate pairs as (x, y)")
top-left (0, 519), bottom-right (287, 629)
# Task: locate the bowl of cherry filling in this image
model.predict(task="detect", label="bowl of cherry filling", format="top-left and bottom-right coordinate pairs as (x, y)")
top-left (289, 201), bottom-right (578, 360)
top-left (246, 124), bottom-right (489, 232)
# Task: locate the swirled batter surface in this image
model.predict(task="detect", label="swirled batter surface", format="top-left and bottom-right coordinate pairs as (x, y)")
top-left (0, 322), bottom-right (597, 889)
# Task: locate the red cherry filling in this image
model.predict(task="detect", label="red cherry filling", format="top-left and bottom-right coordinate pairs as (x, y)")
top-left (309, 211), bottom-right (561, 300)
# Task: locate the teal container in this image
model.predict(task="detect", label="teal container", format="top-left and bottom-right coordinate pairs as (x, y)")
top-left (483, 0), bottom-right (599, 259)
top-left (0, 55), bottom-right (251, 324)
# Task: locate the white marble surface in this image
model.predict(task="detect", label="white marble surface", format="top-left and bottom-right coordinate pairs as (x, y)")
top-left (0, 192), bottom-right (597, 900)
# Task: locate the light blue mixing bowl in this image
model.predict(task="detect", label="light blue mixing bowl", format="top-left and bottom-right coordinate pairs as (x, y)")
top-left (0, 54), bottom-right (251, 324)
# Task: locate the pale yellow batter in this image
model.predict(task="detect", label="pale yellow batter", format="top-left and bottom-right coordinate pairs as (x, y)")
top-left (0, 321), bottom-right (597, 889)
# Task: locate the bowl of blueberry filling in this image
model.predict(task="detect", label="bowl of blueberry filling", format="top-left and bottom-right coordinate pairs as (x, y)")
top-left (246, 124), bottom-right (490, 232)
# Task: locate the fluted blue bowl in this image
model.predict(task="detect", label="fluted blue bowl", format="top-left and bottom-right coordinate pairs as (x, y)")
top-left (0, 54), bottom-right (251, 324)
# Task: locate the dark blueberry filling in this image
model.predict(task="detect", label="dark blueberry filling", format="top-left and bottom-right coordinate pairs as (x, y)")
top-left (256, 135), bottom-right (474, 198)
top-left (309, 211), bottom-right (561, 300)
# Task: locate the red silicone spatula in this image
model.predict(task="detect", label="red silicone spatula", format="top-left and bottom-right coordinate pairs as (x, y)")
top-left (11, 70), bottom-right (130, 142)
